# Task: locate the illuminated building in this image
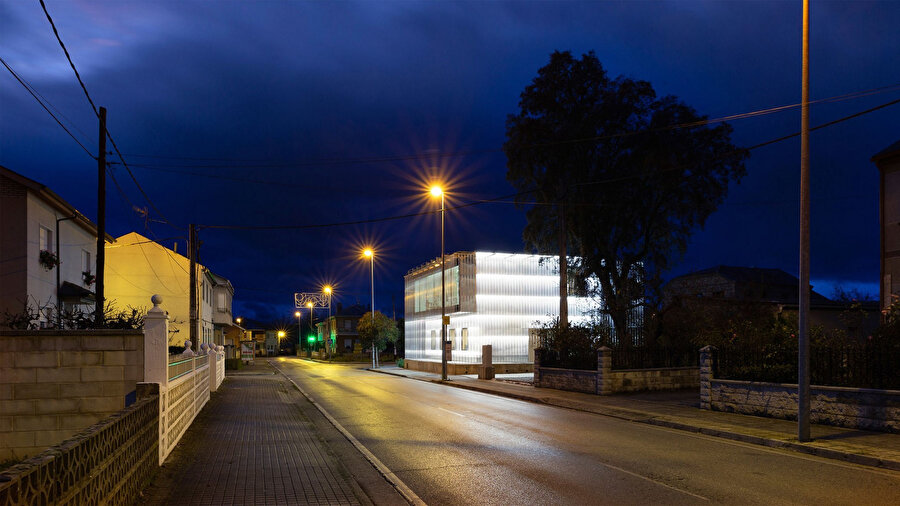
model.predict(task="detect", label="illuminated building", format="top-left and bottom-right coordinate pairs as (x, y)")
top-left (404, 251), bottom-right (603, 365)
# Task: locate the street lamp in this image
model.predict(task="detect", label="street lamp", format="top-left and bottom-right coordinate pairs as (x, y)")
top-left (363, 248), bottom-right (376, 368)
top-left (294, 310), bottom-right (302, 353)
top-left (323, 285), bottom-right (333, 358)
top-left (277, 330), bottom-right (285, 356)
top-left (430, 185), bottom-right (448, 380)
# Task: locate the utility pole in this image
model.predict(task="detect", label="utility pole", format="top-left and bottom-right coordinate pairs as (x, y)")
top-left (94, 106), bottom-right (107, 327)
top-left (189, 224), bottom-right (198, 347)
top-left (798, 0), bottom-right (811, 442)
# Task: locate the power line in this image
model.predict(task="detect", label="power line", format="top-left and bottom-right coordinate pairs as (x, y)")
top-left (196, 94), bottom-right (900, 231)
top-left (39, 0), bottom-right (179, 231)
top-left (0, 55), bottom-right (95, 158)
top-left (113, 82), bottom-right (900, 172)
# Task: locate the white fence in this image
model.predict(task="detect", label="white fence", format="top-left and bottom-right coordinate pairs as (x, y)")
top-left (144, 295), bottom-right (225, 464)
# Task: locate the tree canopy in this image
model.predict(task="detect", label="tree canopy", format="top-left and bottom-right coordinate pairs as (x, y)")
top-left (504, 50), bottom-right (748, 346)
top-left (357, 311), bottom-right (400, 352)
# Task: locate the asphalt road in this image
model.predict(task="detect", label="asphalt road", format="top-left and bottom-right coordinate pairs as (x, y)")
top-left (273, 358), bottom-right (900, 505)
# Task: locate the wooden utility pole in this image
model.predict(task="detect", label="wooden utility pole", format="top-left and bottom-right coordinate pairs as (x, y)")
top-left (94, 106), bottom-right (107, 327)
top-left (798, 0), bottom-right (811, 442)
top-left (189, 223), bottom-right (198, 346)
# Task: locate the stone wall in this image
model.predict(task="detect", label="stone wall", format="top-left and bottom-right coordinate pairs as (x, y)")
top-left (405, 359), bottom-right (532, 375)
top-left (700, 346), bottom-right (900, 432)
top-left (0, 387), bottom-right (158, 505)
top-left (708, 380), bottom-right (900, 433)
top-left (608, 367), bottom-right (699, 393)
top-left (0, 329), bottom-right (144, 461)
top-left (534, 347), bottom-right (698, 395)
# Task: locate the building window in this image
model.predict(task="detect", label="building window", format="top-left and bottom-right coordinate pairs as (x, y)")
top-left (449, 328), bottom-right (457, 350)
top-left (217, 292), bottom-right (226, 311)
top-left (39, 226), bottom-right (53, 252)
top-left (461, 328), bottom-right (469, 351)
top-left (344, 320), bottom-right (351, 330)
top-left (430, 330), bottom-right (437, 350)
top-left (82, 250), bottom-right (91, 274)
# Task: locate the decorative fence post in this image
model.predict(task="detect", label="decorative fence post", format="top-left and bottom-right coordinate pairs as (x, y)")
top-left (479, 344), bottom-right (494, 380)
top-left (597, 346), bottom-right (612, 395)
top-left (533, 348), bottom-right (542, 387)
top-left (699, 345), bottom-right (716, 410)
top-left (143, 294), bottom-right (168, 385)
top-left (209, 345), bottom-right (219, 393)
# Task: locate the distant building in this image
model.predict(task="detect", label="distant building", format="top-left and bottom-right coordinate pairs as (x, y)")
top-left (0, 166), bottom-right (112, 328)
top-left (318, 303), bottom-right (368, 354)
top-left (664, 265), bottom-right (830, 305)
top-left (404, 251), bottom-right (601, 365)
top-left (665, 265), bottom-right (879, 339)
top-left (873, 139), bottom-right (900, 312)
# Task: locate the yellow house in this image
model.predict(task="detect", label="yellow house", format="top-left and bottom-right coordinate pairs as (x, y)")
top-left (105, 232), bottom-right (216, 346)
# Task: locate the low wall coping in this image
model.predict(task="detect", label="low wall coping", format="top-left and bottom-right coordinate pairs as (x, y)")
top-left (0, 329), bottom-right (143, 337)
top-left (612, 366), bottom-right (697, 373)
top-left (711, 378), bottom-right (900, 396)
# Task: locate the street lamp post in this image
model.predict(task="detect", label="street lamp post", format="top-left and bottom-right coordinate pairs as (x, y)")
top-left (430, 186), bottom-right (448, 380)
top-left (363, 248), bottom-right (376, 368)
top-left (295, 310), bottom-right (303, 355)
top-left (323, 285), bottom-right (333, 358)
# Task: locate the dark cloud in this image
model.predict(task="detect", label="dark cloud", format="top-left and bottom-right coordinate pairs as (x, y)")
top-left (2, 0), bottom-right (898, 322)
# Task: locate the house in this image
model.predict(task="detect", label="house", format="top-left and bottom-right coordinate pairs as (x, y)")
top-left (403, 251), bottom-right (601, 367)
top-left (104, 231), bottom-right (229, 347)
top-left (0, 166), bottom-right (113, 328)
top-left (664, 265), bottom-right (831, 305)
top-left (872, 139), bottom-right (900, 312)
top-left (665, 265), bottom-right (880, 338)
top-left (317, 302), bottom-right (369, 354)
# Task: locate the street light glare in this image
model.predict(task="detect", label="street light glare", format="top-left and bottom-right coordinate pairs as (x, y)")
top-left (306, 301), bottom-right (313, 308)
top-left (323, 285), bottom-right (332, 294)
top-left (294, 311), bottom-right (301, 317)
top-left (430, 185), bottom-right (443, 197)
top-left (277, 330), bottom-right (285, 338)
top-left (363, 248), bottom-right (373, 258)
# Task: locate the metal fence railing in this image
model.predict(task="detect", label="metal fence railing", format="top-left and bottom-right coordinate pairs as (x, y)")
top-left (610, 346), bottom-right (698, 370)
top-left (715, 342), bottom-right (900, 390)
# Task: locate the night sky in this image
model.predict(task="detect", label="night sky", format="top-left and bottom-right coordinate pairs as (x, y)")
top-left (2, 1), bottom-right (898, 323)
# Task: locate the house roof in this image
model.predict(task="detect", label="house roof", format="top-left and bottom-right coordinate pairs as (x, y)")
top-left (0, 165), bottom-right (115, 243)
top-left (672, 265), bottom-right (831, 302)
top-left (871, 139), bottom-right (900, 164)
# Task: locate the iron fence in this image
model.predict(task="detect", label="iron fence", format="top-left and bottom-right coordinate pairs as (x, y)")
top-left (714, 342), bottom-right (900, 389)
top-left (610, 346), bottom-right (698, 370)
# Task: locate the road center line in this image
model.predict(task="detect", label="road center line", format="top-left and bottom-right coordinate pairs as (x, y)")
top-left (271, 361), bottom-right (426, 506)
top-left (437, 407), bottom-right (466, 418)
top-left (600, 461), bottom-right (710, 502)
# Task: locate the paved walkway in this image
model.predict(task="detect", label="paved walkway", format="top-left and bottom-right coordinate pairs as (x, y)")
top-left (373, 365), bottom-right (900, 471)
top-left (140, 361), bottom-right (394, 506)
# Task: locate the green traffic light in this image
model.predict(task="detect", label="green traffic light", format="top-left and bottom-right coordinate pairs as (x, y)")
top-left (307, 335), bottom-right (315, 343)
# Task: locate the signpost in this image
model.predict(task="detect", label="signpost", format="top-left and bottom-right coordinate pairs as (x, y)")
top-left (240, 340), bottom-right (254, 364)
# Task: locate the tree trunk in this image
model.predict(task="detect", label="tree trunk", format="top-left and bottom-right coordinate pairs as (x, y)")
top-left (559, 205), bottom-right (568, 328)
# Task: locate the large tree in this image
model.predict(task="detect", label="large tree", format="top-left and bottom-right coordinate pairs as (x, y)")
top-left (505, 51), bottom-right (747, 346)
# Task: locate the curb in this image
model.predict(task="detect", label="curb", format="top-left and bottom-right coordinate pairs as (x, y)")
top-left (371, 368), bottom-right (900, 472)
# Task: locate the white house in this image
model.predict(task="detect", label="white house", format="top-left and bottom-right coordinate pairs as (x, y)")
top-left (0, 166), bottom-right (111, 328)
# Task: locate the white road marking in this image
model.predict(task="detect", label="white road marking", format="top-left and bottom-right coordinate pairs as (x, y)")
top-left (437, 407), bottom-right (466, 418)
top-left (271, 360), bottom-right (427, 506)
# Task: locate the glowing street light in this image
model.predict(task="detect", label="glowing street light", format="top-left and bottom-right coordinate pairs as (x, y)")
top-left (323, 285), bottom-right (333, 358)
top-left (430, 185), bottom-right (448, 380)
top-left (362, 248), bottom-right (376, 368)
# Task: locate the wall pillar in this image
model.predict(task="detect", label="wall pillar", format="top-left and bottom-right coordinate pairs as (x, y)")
top-left (533, 348), bottom-right (542, 387)
top-left (699, 345), bottom-right (716, 410)
top-left (479, 344), bottom-right (494, 380)
top-left (143, 294), bottom-right (169, 385)
top-left (209, 350), bottom-right (219, 392)
top-left (597, 346), bottom-right (612, 395)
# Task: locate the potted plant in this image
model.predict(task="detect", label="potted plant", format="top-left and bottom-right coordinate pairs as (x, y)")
top-left (83, 271), bottom-right (95, 286)
top-left (39, 249), bottom-right (59, 271)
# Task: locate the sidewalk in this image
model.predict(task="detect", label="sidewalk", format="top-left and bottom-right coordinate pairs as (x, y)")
top-left (372, 366), bottom-right (900, 472)
top-left (140, 361), bottom-right (405, 505)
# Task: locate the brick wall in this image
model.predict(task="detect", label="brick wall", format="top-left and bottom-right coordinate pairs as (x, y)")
top-left (535, 367), bottom-right (600, 394)
top-left (0, 329), bottom-right (144, 461)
